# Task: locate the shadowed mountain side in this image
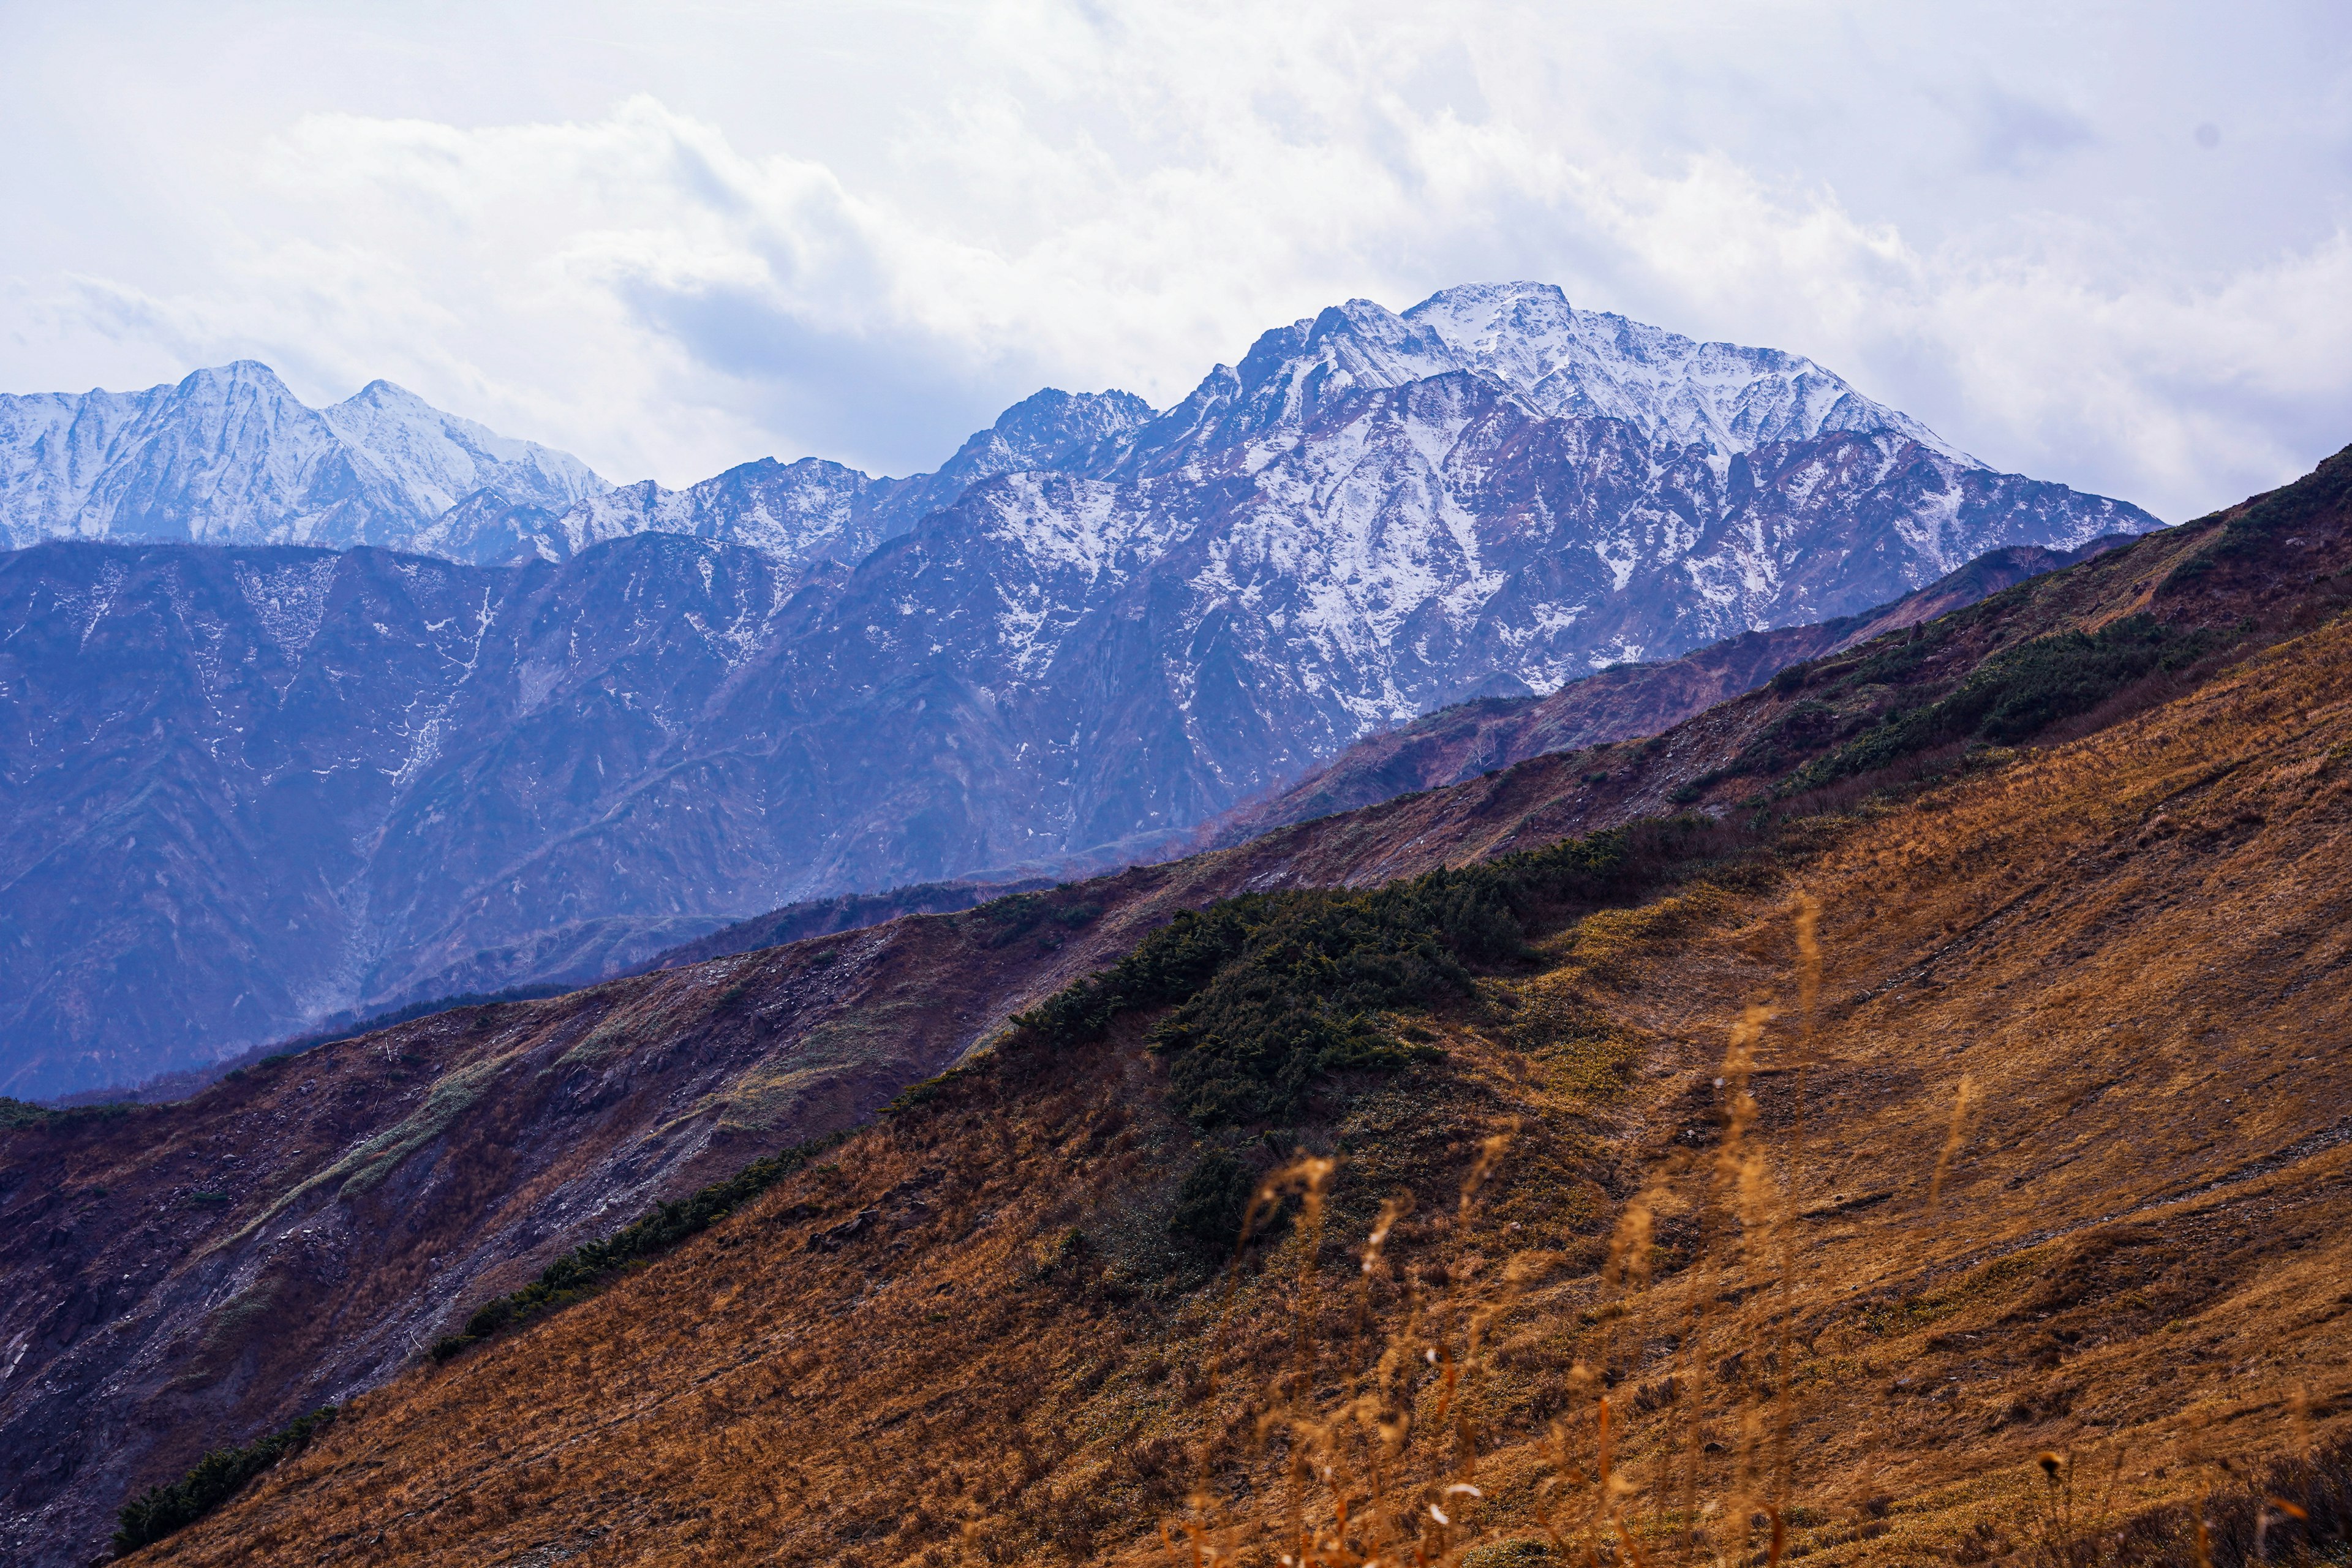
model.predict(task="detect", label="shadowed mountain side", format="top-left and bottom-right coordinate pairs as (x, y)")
top-left (55, 881), bottom-right (1102, 1118)
top-left (2, 446), bottom-right (2340, 1564)
top-left (643, 876), bottom-right (1057, 971)
top-left (0, 538), bottom-right (840, 1097)
top-left (1218, 538), bottom-right (2128, 839)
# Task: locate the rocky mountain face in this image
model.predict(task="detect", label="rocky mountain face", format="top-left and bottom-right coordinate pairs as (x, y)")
top-left (0, 539), bottom-right (794, 1097)
top-left (2, 444), bottom-right (2345, 1568)
top-left (626, 288), bottom-right (2152, 883)
top-left (0, 285), bottom-right (2157, 1096)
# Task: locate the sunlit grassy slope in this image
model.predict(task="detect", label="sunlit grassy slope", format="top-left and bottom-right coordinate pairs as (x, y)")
top-left (122, 462), bottom-right (2352, 1567)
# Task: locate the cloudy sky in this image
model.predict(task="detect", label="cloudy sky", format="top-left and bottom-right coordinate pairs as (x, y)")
top-left (2, 1), bottom-right (2348, 521)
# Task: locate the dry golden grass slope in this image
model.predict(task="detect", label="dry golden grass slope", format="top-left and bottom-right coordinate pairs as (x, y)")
top-left (131, 532), bottom-right (2352, 1565)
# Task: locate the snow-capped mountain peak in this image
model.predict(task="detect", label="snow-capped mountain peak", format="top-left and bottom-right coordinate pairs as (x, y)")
top-left (1404, 280), bottom-right (1967, 462)
top-left (1277, 300), bottom-right (1463, 391)
top-left (179, 358), bottom-right (291, 393)
top-left (0, 287), bottom-right (1987, 568)
top-left (320, 378), bottom-right (608, 520)
top-left (929, 387), bottom-right (1155, 489)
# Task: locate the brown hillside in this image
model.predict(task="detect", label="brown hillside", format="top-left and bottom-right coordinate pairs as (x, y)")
top-left (121, 463), bottom-right (2352, 1566)
top-left (0, 718), bottom-right (1744, 1560)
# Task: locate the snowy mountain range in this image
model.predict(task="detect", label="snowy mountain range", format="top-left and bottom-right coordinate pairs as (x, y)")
top-left (0, 282), bottom-right (2161, 1094)
top-left (0, 361), bottom-right (1162, 570)
top-left (7, 281), bottom-right (2011, 578)
top-left (464, 387), bottom-right (1157, 568)
top-left (0, 362), bottom-right (607, 552)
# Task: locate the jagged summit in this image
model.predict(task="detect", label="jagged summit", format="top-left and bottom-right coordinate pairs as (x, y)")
top-left (1406, 280), bottom-right (1964, 460)
top-left (1095, 283), bottom-right (1970, 492)
top-left (1163, 280), bottom-right (1961, 463)
top-left (1239, 297), bottom-right (1465, 394)
top-left (938, 386), bottom-right (1155, 475)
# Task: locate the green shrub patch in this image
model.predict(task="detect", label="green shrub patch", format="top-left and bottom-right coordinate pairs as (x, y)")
top-left (113, 1405), bottom-right (337, 1553)
top-left (1013, 818), bottom-right (1728, 1127)
top-left (1790, 614), bottom-right (2220, 792)
top-left (1167, 1150), bottom-right (1258, 1250)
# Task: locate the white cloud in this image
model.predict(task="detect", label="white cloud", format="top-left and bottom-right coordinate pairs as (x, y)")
top-left (1, 0), bottom-right (2348, 518)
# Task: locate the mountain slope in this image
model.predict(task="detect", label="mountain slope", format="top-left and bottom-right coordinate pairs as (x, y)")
top-left (4, 442), bottom-right (2345, 1568)
top-left (1217, 538), bottom-right (2125, 837)
top-left (42, 443), bottom-right (2352, 1568)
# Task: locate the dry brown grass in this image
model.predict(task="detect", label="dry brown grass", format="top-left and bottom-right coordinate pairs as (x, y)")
top-left (128, 611), bottom-right (2352, 1566)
